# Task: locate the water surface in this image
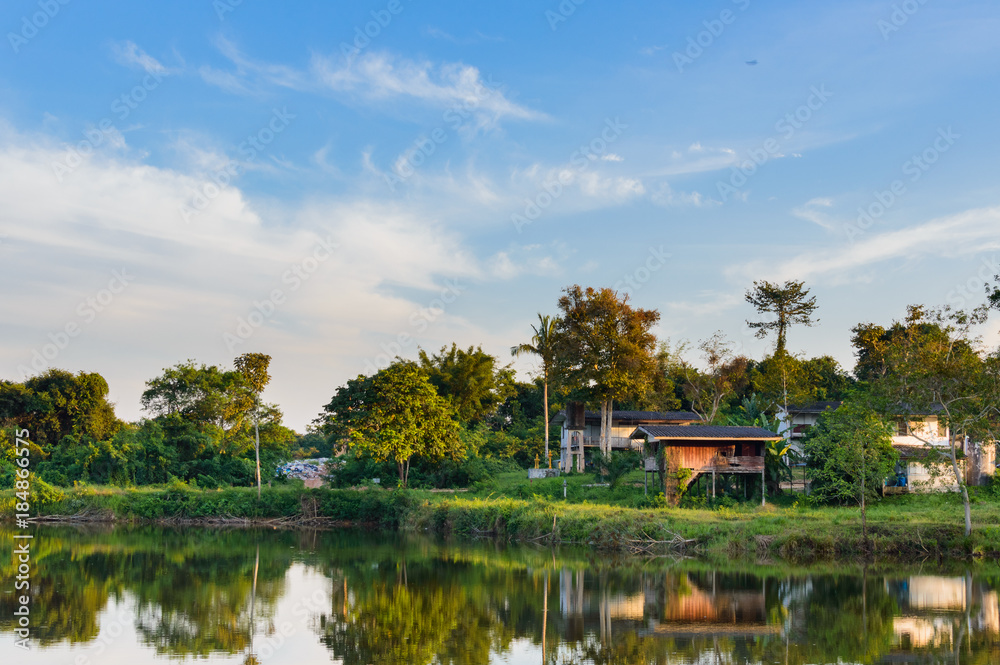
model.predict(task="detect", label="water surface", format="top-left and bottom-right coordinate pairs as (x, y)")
top-left (1, 525), bottom-right (998, 664)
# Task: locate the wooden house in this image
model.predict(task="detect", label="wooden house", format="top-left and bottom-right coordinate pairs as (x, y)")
top-left (631, 425), bottom-right (781, 501)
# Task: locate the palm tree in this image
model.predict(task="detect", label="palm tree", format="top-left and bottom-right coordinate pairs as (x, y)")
top-left (511, 314), bottom-right (558, 462)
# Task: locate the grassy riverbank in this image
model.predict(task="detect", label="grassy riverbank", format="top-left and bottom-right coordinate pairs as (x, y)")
top-left (4, 478), bottom-right (1000, 559)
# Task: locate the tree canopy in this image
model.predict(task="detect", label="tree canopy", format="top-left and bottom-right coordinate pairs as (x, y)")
top-left (320, 361), bottom-right (461, 486)
top-left (418, 344), bottom-right (515, 425)
top-left (745, 279), bottom-right (818, 354)
top-left (0, 369), bottom-right (122, 451)
top-left (553, 285), bottom-right (660, 405)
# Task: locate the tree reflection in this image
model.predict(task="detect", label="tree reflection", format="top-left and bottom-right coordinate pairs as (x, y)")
top-left (2, 526), bottom-right (999, 664)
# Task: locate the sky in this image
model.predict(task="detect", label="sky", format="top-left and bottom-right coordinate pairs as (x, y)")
top-left (1, 0), bottom-right (999, 432)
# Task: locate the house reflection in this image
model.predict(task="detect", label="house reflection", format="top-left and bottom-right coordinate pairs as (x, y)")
top-left (557, 569), bottom-right (778, 643)
top-left (888, 575), bottom-right (999, 651)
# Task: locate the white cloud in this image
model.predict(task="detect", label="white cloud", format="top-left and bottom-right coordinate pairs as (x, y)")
top-left (312, 51), bottom-right (545, 125)
top-left (792, 197), bottom-right (838, 230)
top-left (601, 153), bottom-right (624, 162)
top-left (0, 124), bottom-right (510, 430)
top-left (730, 206), bottom-right (1000, 284)
top-left (198, 39), bottom-right (545, 127)
top-left (486, 244), bottom-right (565, 280)
top-left (651, 182), bottom-right (714, 208)
top-left (111, 41), bottom-right (172, 77)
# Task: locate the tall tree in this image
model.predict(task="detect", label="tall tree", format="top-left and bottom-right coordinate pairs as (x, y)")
top-left (234, 353), bottom-right (272, 498)
top-left (0, 369), bottom-right (122, 447)
top-left (418, 344), bottom-right (515, 425)
top-left (553, 286), bottom-right (660, 454)
top-left (802, 401), bottom-right (898, 546)
top-left (320, 361), bottom-right (460, 486)
top-left (666, 332), bottom-right (749, 423)
top-left (141, 361), bottom-right (248, 429)
top-left (511, 314), bottom-right (558, 461)
top-left (862, 304), bottom-right (1000, 536)
top-left (745, 279), bottom-right (819, 354)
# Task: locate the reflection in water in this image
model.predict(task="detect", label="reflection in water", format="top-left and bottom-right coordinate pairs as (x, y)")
top-left (0, 525), bottom-right (998, 664)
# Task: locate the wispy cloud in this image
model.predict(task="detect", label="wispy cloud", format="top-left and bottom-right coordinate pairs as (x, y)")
top-left (650, 182), bottom-right (714, 208)
top-left (312, 51), bottom-right (545, 122)
top-left (198, 39), bottom-right (544, 126)
top-left (730, 206), bottom-right (1000, 283)
top-left (423, 26), bottom-right (504, 45)
top-left (111, 41), bottom-right (173, 77)
top-left (792, 197), bottom-right (838, 230)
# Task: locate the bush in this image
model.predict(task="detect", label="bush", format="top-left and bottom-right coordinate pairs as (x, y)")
top-left (595, 451), bottom-right (641, 489)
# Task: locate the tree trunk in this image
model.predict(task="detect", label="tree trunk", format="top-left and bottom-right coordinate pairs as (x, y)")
top-left (254, 417), bottom-right (261, 499)
top-left (606, 398), bottom-right (613, 454)
top-left (948, 433), bottom-right (972, 537)
top-left (862, 441), bottom-right (867, 549)
top-left (598, 400), bottom-right (608, 454)
top-left (543, 378), bottom-right (549, 462)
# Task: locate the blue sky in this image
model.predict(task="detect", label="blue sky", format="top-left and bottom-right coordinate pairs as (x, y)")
top-left (2, 0), bottom-right (999, 430)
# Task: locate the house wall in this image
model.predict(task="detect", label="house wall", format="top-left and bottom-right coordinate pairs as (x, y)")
top-left (892, 416), bottom-right (949, 447)
top-left (905, 460), bottom-right (965, 492)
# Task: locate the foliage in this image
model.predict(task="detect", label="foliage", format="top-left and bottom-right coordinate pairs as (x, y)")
top-left (234, 352), bottom-right (273, 496)
top-left (745, 279), bottom-right (819, 354)
top-left (0, 369), bottom-right (122, 447)
top-left (803, 401), bottom-right (898, 506)
top-left (595, 450), bottom-right (641, 489)
top-left (141, 361), bottom-right (249, 429)
top-left (321, 361), bottom-right (461, 486)
top-left (552, 285), bottom-right (660, 405)
top-left (859, 304), bottom-right (1000, 536)
top-left (289, 430), bottom-right (333, 459)
top-left (664, 332), bottom-right (752, 423)
top-left (511, 313), bottom-right (559, 456)
top-left (418, 344), bottom-right (515, 425)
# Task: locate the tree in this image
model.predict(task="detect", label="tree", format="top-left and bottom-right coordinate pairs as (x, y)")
top-left (320, 361), bottom-right (460, 486)
top-left (141, 361), bottom-right (249, 430)
top-left (667, 332), bottom-right (750, 423)
top-left (0, 370), bottom-right (122, 447)
top-left (863, 304), bottom-right (1000, 536)
top-left (751, 350), bottom-right (809, 413)
top-left (745, 279), bottom-right (818, 354)
top-left (727, 399), bottom-right (791, 496)
top-left (802, 401), bottom-right (897, 545)
top-left (553, 286), bottom-right (660, 454)
top-left (511, 314), bottom-right (558, 461)
top-left (234, 353), bottom-right (272, 498)
top-left (418, 344), bottom-right (515, 425)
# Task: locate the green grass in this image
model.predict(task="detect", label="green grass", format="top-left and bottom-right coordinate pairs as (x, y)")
top-left (4, 473), bottom-right (1000, 560)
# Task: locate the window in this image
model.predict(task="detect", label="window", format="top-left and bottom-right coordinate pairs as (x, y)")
top-left (896, 420), bottom-right (909, 436)
top-left (936, 419), bottom-right (947, 437)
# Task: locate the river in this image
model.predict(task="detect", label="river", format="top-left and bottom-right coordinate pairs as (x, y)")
top-left (1, 525), bottom-right (998, 664)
